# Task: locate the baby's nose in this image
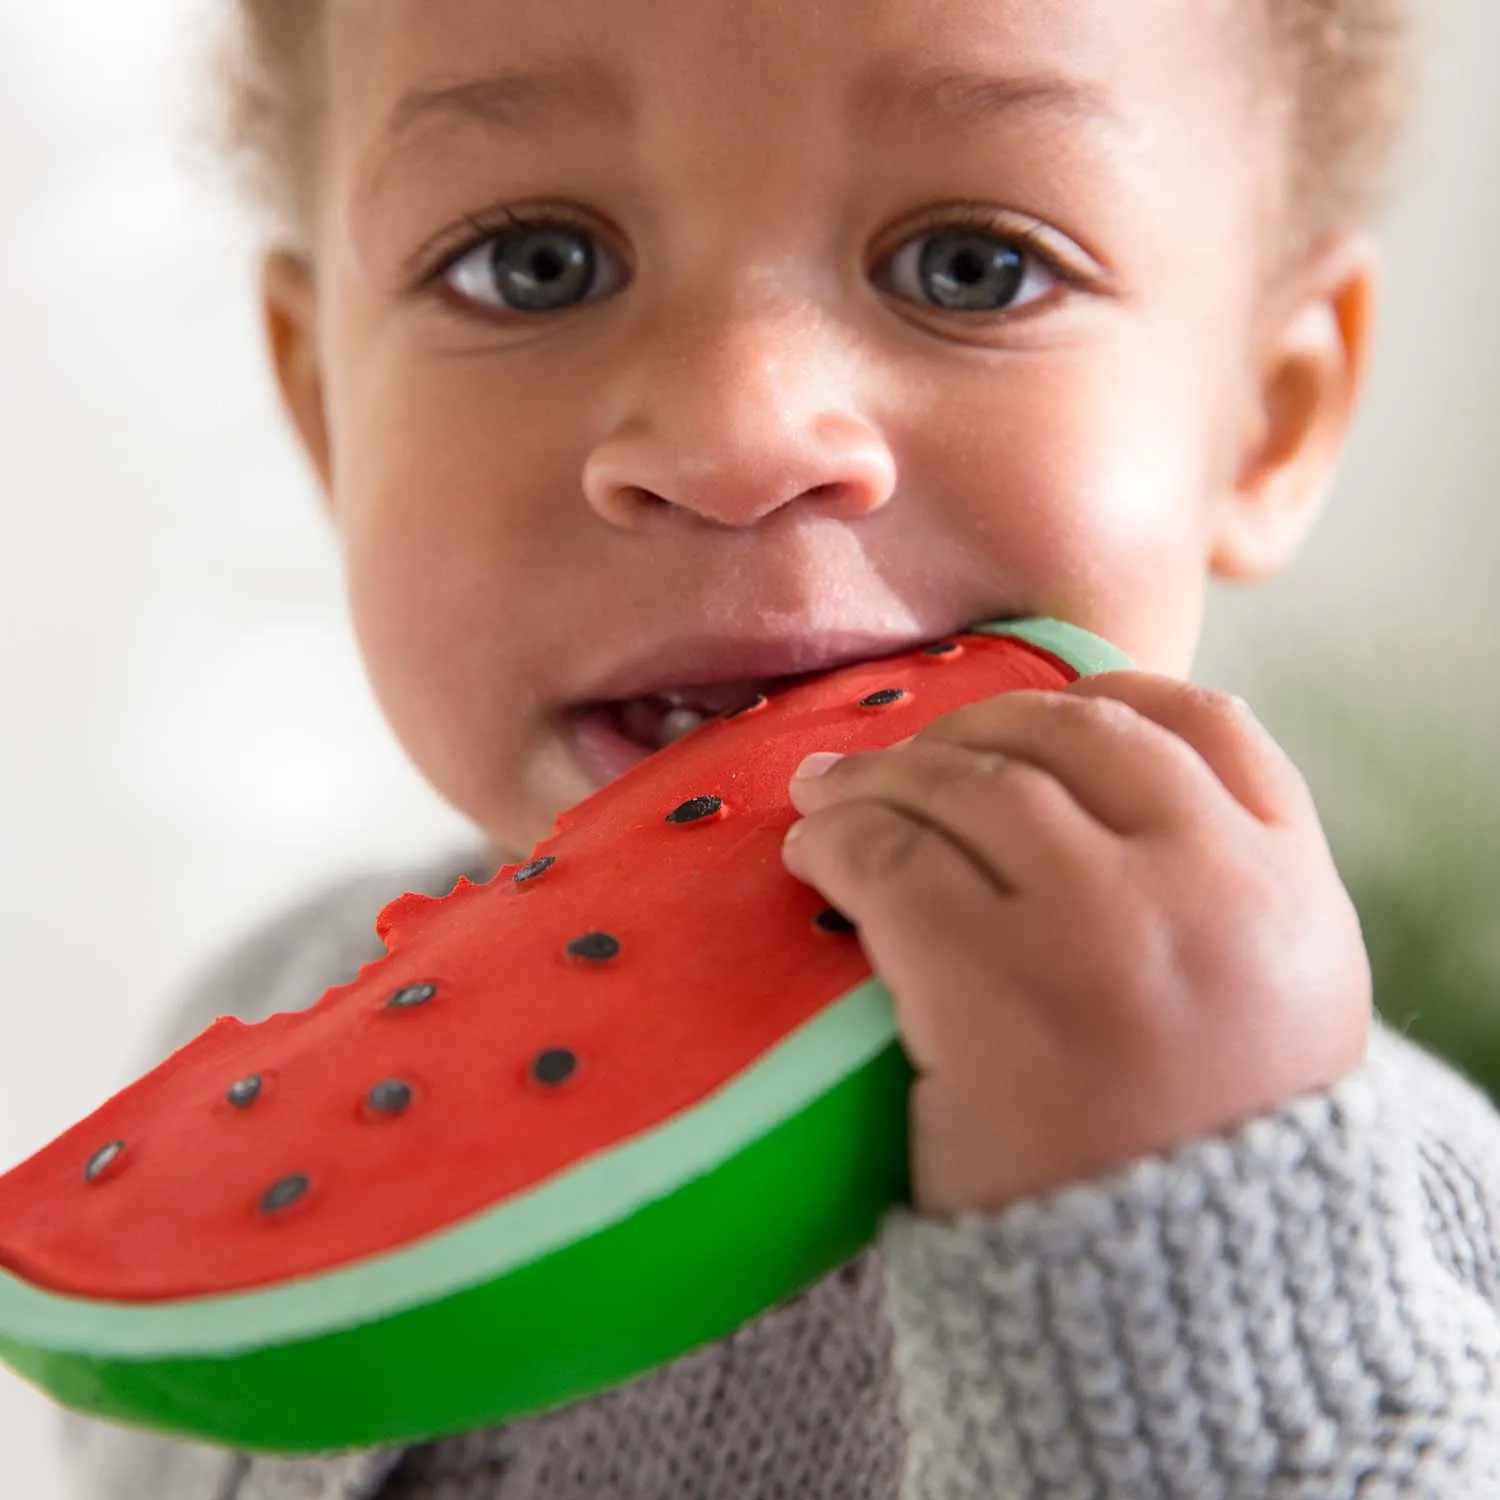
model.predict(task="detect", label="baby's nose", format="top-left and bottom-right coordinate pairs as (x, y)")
top-left (580, 310), bottom-right (896, 529)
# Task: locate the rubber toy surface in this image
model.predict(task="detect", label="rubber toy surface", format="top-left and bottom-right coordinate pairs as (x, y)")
top-left (0, 618), bottom-right (1131, 1454)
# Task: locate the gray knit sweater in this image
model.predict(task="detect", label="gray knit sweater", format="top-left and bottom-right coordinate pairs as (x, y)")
top-left (61, 849), bottom-right (1500, 1500)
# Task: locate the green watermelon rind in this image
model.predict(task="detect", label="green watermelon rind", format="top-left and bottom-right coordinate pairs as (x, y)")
top-left (0, 618), bottom-right (1132, 1451)
top-left (0, 981), bottom-right (910, 1451)
top-left (973, 617), bottom-right (1135, 677)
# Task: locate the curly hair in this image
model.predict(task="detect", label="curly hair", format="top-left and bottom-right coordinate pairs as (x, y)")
top-left (214, 0), bottom-right (1419, 256)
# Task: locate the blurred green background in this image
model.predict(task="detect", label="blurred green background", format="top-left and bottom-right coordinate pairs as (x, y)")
top-left (1254, 640), bottom-right (1500, 1103)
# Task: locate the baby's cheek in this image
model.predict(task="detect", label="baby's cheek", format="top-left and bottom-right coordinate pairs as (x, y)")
top-left (930, 324), bottom-right (1226, 673)
top-left (1058, 386), bottom-right (1223, 669)
top-left (1062, 489), bottom-right (1215, 675)
top-left (979, 454), bottom-right (1216, 676)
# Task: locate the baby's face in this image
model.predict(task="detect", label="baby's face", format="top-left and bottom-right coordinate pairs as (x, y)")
top-left (279, 0), bottom-right (1365, 858)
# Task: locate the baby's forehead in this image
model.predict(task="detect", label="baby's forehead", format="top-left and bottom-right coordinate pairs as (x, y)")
top-left (328, 0), bottom-right (1252, 107)
top-left (326, 0), bottom-right (1260, 180)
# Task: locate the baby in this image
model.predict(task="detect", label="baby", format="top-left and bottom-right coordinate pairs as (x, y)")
top-left (65, 1), bottom-right (1500, 1497)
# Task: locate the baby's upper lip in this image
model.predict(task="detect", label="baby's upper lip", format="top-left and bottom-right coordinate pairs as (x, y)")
top-left (579, 629), bottom-right (956, 708)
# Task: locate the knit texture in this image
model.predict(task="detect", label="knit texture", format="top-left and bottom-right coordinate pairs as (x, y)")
top-left (58, 851), bottom-right (1500, 1500)
top-left (883, 1034), bottom-right (1500, 1497)
top-left (378, 1249), bottom-right (899, 1500)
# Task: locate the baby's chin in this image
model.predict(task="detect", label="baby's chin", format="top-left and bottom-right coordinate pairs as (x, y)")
top-left (483, 694), bottom-right (720, 858)
top-left (477, 730), bottom-right (613, 860)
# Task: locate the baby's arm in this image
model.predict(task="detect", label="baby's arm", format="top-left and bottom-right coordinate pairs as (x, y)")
top-left (882, 1023), bottom-right (1500, 1497)
top-left (785, 673), bottom-right (1500, 1494)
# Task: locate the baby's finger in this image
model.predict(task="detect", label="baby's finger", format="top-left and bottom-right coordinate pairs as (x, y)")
top-left (892, 688), bottom-right (1237, 837)
top-left (788, 739), bottom-right (1112, 893)
top-left (1064, 674), bottom-right (1318, 828)
top-left (780, 797), bottom-right (1032, 1075)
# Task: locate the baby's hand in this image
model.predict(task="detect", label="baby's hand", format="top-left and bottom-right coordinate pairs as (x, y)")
top-left (782, 674), bottom-right (1372, 1217)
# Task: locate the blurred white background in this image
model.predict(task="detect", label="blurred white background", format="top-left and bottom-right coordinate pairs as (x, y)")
top-left (0, 2), bottom-right (1497, 1496)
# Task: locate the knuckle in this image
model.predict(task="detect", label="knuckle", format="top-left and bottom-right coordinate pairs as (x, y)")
top-left (1044, 687), bottom-right (1134, 741)
top-left (916, 745), bottom-right (1004, 798)
top-left (828, 801), bottom-right (931, 885)
top-left (1054, 689), bottom-right (1140, 734)
top-left (946, 752), bottom-right (1037, 811)
top-left (1186, 684), bottom-right (1257, 727)
top-left (913, 747), bottom-right (1038, 827)
top-left (990, 757), bottom-right (1070, 820)
top-left (911, 745), bottom-right (1076, 838)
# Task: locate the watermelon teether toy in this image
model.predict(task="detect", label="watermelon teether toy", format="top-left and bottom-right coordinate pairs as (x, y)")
top-left (0, 618), bottom-right (1130, 1453)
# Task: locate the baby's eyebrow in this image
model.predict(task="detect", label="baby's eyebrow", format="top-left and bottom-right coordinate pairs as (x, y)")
top-left (363, 50), bottom-right (1122, 203)
top-left (854, 59), bottom-right (1121, 135)
top-left (384, 55), bottom-right (632, 144)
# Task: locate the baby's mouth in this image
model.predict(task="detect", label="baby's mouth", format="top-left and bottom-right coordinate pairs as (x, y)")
top-left (561, 624), bottom-right (973, 791)
top-left (615, 682), bottom-right (767, 749)
top-left (566, 681), bottom-right (772, 786)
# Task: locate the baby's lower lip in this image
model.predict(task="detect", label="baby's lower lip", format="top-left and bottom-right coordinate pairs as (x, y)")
top-left (564, 704), bottom-right (659, 788)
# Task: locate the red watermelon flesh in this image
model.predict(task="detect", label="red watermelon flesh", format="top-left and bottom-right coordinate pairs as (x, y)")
top-left (0, 632), bottom-right (1074, 1303)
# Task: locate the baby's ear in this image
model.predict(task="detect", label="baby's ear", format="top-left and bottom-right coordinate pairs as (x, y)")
top-left (262, 250), bottom-right (333, 504)
top-left (1209, 234), bottom-right (1379, 583)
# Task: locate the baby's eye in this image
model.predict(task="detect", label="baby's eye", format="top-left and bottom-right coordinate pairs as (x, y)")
top-left (436, 212), bottom-right (1066, 320)
top-left (443, 220), bottom-right (626, 314)
top-left (878, 224), bottom-right (1059, 315)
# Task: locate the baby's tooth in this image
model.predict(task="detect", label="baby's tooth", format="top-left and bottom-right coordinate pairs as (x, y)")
top-left (658, 708), bottom-right (707, 747)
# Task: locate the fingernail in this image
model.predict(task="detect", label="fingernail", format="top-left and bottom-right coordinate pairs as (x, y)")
top-left (783, 819), bottom-right (804, 845)
top-left (793, 752), bottom-right (843, 780)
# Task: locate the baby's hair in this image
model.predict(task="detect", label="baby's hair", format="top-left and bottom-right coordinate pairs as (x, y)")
top-left (1263, 0), bottom-right (1419, 246)
top-left (216, 0), bottom-right (1417, 256)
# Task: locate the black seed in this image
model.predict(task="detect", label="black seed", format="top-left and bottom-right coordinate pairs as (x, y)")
top-left (260, 1174), bottom-right (310, 1214)
top-left (566, 931), bottom-right (621, 963)
top-left (666, 794), bottom-right (723, 824)
top-left (84, 1141), bottom-right (124, 1182)
top-left (366, 1079), bottom-right (413, 1116)
top-left (386, 983), bottom-right (438, 1009)
top-left (859, 689), bottom-right (906, 708)
top-left (813, 907), bottom-right (858, 936)
top-left (227, 1075), bottom-right (263, 1109)
top-left (923, 642), bottom-right (959, 656)
top-left (725, 694), bottom-right (768, 719)
top-left (513, 856), bottom-right (556, 883)
top-left (532, 1048), bottom-right (578, 1087)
